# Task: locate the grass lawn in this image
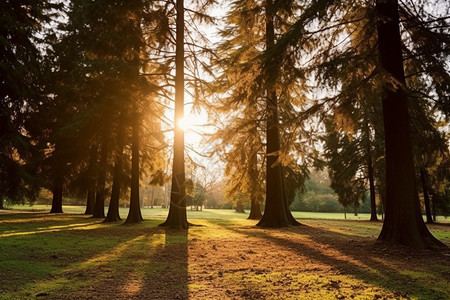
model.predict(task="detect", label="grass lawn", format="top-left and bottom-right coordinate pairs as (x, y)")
top-left (0, 207), bottom-right (449, 299)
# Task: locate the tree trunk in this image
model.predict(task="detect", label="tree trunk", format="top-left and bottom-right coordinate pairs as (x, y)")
top-left (50, 174), bottom-right (64, 213)
top-left (50, 142), bottom-right (64, 213)
top-left (431, 194), bottom-right (437, 222)
top-left (367, 141), bottom-right (378, 221)
top-left (375, 0), bottom-right (444, 249)
top-left (151, 188), bottom-right (155, 209)
top-left (105, 125), bottom-right (125, 222)
top-left (248, 145), bottom-right (262, 220)
top-left (0, 194), bottom-right (3, 209)
top-left (235, 201), bottom-right (245, 213)
top-left (257, 0), bottom-right (298, 227)
top-left (84, 144), bottom-right (98, 215)
top-left (93, 134), bottom-right (109, 219)
top-left (248, 196), bottom-right (262, 220)
top-left (420, 168), bottom-right (433, 224)
top-left (160, 0), bottom-right (188, 229)
top-left (126, 109), bottom-right (144, 224)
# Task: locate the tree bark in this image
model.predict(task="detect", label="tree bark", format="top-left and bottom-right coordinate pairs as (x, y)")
top-left (235, 201), bottom-right (245, 213)
top-left (375, 0), bottom-right (444, 248)
top-left (248, 145), bottom-right (262, 220)
top-left (257, 0), bottom-right (299, 227)
top-left (248, 196), bottom-right (262, 220)
top-left (367, 146), bottom-right (378, 221)
top-left (93, 134), bottom-right (109, 219)
top-left (420, 168), bottom-right (433, 224)
top-left (84, 144), bottom-right (98, 215)
top-left (431, 193), bottom-right (437, 222)
top-left (126, 109), bottom-right (144, 224)
top-left (50, 142), bottom-right (64, 213)
top-left (105, 124), bottom-right (125, 222)
top-left (160, 0), bottom-right (188, 229)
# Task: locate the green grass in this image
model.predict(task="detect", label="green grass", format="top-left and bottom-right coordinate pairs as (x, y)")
top-left (1, 207), bottom-right (449, 299)
top-left (5, 204), bottom-right (450, 222)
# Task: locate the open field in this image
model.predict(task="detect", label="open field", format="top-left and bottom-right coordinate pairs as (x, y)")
top-left (0, 208), bottom-right (449, 299)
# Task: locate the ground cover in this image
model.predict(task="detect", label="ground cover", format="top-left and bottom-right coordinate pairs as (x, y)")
top-left (0, 208), bottom-right (449, 299)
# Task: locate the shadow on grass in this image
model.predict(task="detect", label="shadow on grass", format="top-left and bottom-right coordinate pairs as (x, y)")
top-left (0, 213), bottom-right (189, 299)
top-left (213, 218), bottom-right (450, 299)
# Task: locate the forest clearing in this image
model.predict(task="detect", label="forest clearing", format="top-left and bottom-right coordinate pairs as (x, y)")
top-left (1, 209), bottom-right (449, 299)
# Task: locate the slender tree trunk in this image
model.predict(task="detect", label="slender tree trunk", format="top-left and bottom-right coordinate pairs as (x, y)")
top-left (420, 168), bottom-right (433, 224)
top-left (126, 109), bottom-right (144, 223)
top-left (380, 190), bottom-right (385, 220)
top-left (257, 0), bottom-right (298, 227)
top-left (248, 146), bottom-right (262, 220)
top-left (431, 193), bottom-right (437, 221)
top-left (151, 189), bottom-right (155, 209)
top-left (50, 142), bottom-right (64, 213)
top-left (0, 194), bottom-right (3, 209)
top-left (368, 149), bottom-right (378, 221)
top-left (93, 134), bottom-right (109, 218)
top-left (105, 125), bottom-right (125, 222)
top-left (160, 0), bottom-right (188, 229)
top-left (84, 144), bottom-right (98, 215)
top-left (376, 0), bottom-right (443, 248)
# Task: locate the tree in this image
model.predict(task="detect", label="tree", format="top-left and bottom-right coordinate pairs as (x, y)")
top-left (213, 0), bottom-right (309, 227)
top-left (257, 0), bottom-right (301, 227)
top-left (160, 0), bottom-right (189, 229)
top-left (84, 144), bottom-right (98, 215)
top-left (105, 121), bottom-right (125, 222)
top-left (126, 109), bottom-right (144, 223)
top-left (375, 0), bottom-right (444, 249)
top-left (0, 0), bottom-right (58, 208)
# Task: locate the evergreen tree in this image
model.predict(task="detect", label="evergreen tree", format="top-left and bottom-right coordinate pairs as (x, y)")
top-left (375, 0), bottom-right (444, 248)
top-left (0, 0), bottom-right (59, 208)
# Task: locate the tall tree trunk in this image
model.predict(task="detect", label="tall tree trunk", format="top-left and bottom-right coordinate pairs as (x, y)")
top-left (105, 124), bottom-right (125, 222)
top-left (375, 0), bottom-right (443, 248)
top-left (420, 168), bottom-right (433, 224)
top-left (84, 144), bottom-right (98, 215)
top-left (248, 145), bottom-right (262, 220)
top-left (50, 142), bottom-right (64, 213)
top-left (126, 109), bottom-right (144, 223)
top-left (431, 193), bottom-right (437, 222)
top-left (93, 134), bottom-right (109, 218)
top-left (160, 0), bottom-right (188, 229)
top-left (50, 175), bottom-right (64, 213)
top-left (380, 189), bottom-right (385, 220)
top-left (367, 146), bottom-right (378, 221)
top-left (257, 0), bottom-right (298, 227)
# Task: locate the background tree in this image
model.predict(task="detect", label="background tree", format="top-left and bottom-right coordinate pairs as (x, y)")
top-left (0, 0), bottom-right (60, 209)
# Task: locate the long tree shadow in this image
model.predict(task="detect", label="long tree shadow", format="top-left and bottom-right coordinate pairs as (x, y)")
top-left (0, 211), bottom-right (190, 299)
top-left (61, 226), bottom-right (189, 299)
top-left (213, 219), bottom-right (450, 299)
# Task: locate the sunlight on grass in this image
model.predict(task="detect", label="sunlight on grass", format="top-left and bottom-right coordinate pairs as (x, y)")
top-left (0, 222), bottom-right (103, 238)
top-left (81, 235), bottom-right (147, 268)
top-left (1, 210), bottom-right (449, 299)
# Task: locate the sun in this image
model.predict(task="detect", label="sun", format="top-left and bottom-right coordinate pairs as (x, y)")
top-left (177, 117), bottom-right (192, 132)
